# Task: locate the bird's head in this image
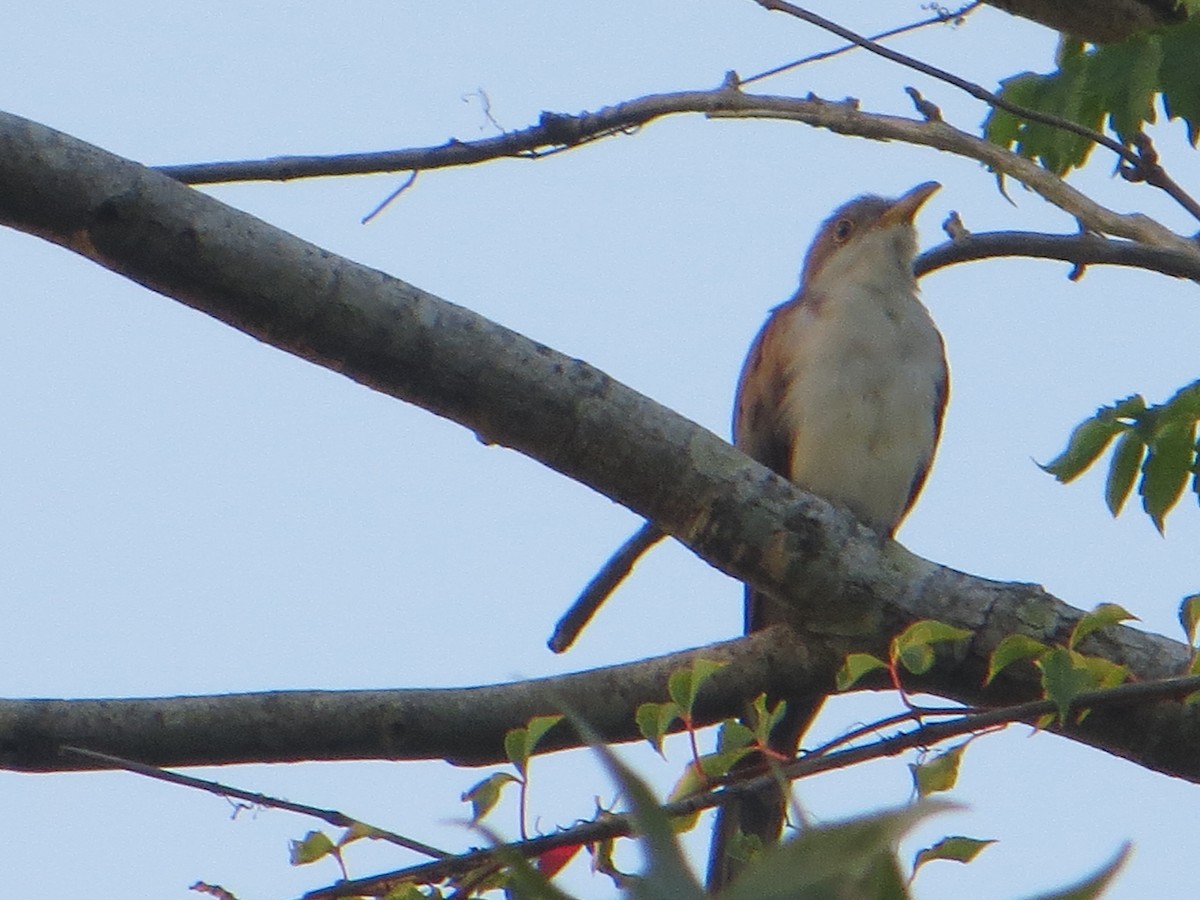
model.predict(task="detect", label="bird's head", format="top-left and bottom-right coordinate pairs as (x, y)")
top-left (800, 181), bottom-right (940, 294)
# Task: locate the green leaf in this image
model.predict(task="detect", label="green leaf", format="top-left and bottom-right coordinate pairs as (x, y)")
top-left (1040, 413), bottom-right (1125, 483)
top-left (289, 830), bottom-right (336, 866)
top-left (1027, 842), bottom-right (1130, 900)
top-left (667, 658), bottom-right (725, 715)
top-left (1085, 33), bottom-right (1161, 142)
top-left (1069, 603), bottom-right (1138, 650)
top-left (837, 652), bottom-right (888, 691)
top-left (1104, 430), bottom-right (1145, 516)
top-left (721, 801), bottom-right (955, 900)
top-left (1159, 19), bottom-right (1200, 146)
top-left (338, 820), bottom-right (383, 846)
top-left (1037, 648), bottom-right (1096, 723)
top-left (526, 714), bottom-right (564, 754)
top-left (910, 744), bottom-right (967, 798)
top-left (892, 620), bottom-right (972, 676)
top-left (461, 772), bottom-right (518, 824)
top-left (636, 701), bottom-right (682, 757)
top-left (505, 715), bottom-right (565, 774)
top-left (1140, 418), bottom-right (1197, 532)
top-left (985, 23), bottom-right (1200, 173)
top-left (715, 718), bottom-right (755, 756)
top-left (911, 835), bottom-right (996, 874)
top-left (987, 634), bottom-right (1049, 685)
top-left (1179, 593), bottom-right (1200, 646)
top-left (744, 694), bottom-right (789, 747)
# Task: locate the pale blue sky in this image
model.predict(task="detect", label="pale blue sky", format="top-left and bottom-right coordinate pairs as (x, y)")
top-left (3, 3), bottom-right (1199, 898)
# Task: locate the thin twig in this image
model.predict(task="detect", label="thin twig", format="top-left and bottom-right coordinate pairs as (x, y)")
top-left (60, 745), bottom-right (451, 860)
top-left (740, 1), bottom-right (983, 86)
top-left (753, 0), bottom-right (1200, 223)
top-left (362, 171), bottom-right (417, 224)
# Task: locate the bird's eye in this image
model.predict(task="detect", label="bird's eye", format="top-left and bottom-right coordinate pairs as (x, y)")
top-left (833, 219), bottom-right (853, 241)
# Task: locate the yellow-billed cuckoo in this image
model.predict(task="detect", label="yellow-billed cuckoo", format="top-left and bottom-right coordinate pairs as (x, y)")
top-left (549, 182), bottom-right (948, 889)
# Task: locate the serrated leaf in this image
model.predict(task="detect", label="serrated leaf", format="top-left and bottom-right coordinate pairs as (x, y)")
top-left (912, 835), bottom-right (996, 873)
top-left (911, 744), bottom-right (967, 798)
top-left (892, 620), bottom-right (972, 676)
top-left (1159, 19), bottom-right (1200, 145)
top-left (1027, 842), bottom-right (1130, 900)
top-left (1040, 413), bottom-right (1124, 483)
top-left (1140, 419), bottom-right (1197, 532)
top-left (1105, 430), bottom-right (1145, 516)
top-left (461, 772), bottom-right (518, 823)
top-left (1037, 648), bottom-right (1096, 723)
top-left (1069, 603), bottom-right (1138, 650)
top-left (636, 701), bottom-right (682, 756)
top-left (1086, 33), bottom-right (1162, 142)
top-left (987, 633), bottom-right (1049, 685)
top-left (289, 830), bottom-right (336, 866)
top-left (1180, 594), bottom-right (1200, 646)
top-left (837, 652), bottom-right (888, 691)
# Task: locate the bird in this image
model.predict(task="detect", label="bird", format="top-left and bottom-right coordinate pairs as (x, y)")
top-left (548, 182), bottom-right (948, 888)
top-left (706, 180), bottom-right (948, 889)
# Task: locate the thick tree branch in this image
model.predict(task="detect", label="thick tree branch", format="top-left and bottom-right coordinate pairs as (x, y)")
top-left (2, 112), bottom-right (1200, 787)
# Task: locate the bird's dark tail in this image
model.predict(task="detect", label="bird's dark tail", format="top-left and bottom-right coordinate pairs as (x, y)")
top-left (705, 590), bottom-right (826, 893)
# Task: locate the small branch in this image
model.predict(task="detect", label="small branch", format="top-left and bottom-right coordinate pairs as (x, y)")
top-left (60, 746), bottom-right (451, 859)
top-left (739, 2), bottom-right (983, 87)
top-left (916, 230), bottom-right (1200, 283)
top-left (154, 88), bottom-right (1197, 257)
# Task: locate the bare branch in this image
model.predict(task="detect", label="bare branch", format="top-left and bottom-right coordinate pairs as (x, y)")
top-left (916, 230), bottom-right (1200, 282)
top-left (59, 746), bottom-right (450, 859)
top-left (154, 88), bottom-right (1197, 256)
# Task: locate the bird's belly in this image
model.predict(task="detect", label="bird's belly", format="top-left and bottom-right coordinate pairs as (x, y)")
top-left (780, 324), bottom-right (941, 532)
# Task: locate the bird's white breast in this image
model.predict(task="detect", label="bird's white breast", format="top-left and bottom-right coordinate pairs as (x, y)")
top-left (776, 271), bottom-right (945, 533)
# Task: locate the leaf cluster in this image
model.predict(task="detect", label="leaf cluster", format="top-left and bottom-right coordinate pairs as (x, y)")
top-left (1041, 382), bottom-right (1200, 532)
top-left (985, 20), bottom-right (1200, 174)
top-left (987, 604), bottom-right (1137, 724)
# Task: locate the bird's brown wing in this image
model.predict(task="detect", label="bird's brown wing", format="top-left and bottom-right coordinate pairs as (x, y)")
top-left (709, 299), bottom-right (828, 890)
